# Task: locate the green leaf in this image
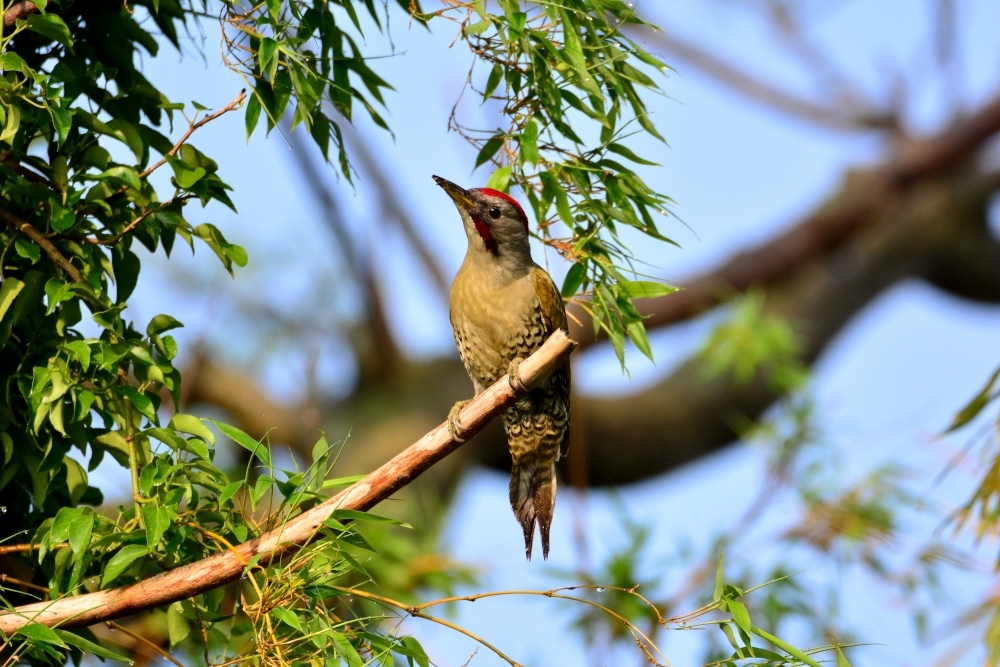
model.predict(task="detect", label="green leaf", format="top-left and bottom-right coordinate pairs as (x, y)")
top-left (728, 599), bottom-right (753, 636)
top-left (749, 626), bottom-right (822, 667)
top-left (168, 414), bottom-right (215, 444)
top-left (96, 166), bottom-right (141, 191)
top-left (15, 238), bottom-right (40, 264)
top-left (147, 314), bottom-right (184, 336)
top-left (120, 386), bottom-right (158, 423)
top-left (111, 249), bottom-right (142, 303)
top-left (142, 504), bottom-right (172, 548)
top-left (475, 135), bottom-right (505, 168)
top-left (272, 607), bottom-right (302, 632)
top-left (331, 509), bottom-right (412, 528)
top-left (101, 544), bottom-right (149, 587)
top-left (167, 602), bottom-right (191, 648)
top-left (245, 93), bottom-right (262, 140)
top-left (49, 198), bottom-right (76, 232)
top-left (606, 142), bottom-right (659, 166)
top-left (946, 366), bottom-right (1000, 433)
top-left (332, 632), bottom-right (364, 667)
top-left (561, 263), bottom-right (586, 298)
top-left (620, 280), bottom-right (678, 299)
top-left (68, 511), bottom-right (94, 553)
top-left (398, 637), bottom-right (430, 667)
top-left (164, 155), bottom-right (207, 189)
top-left (519, 119), bottom-right (539, 166)
top-left (626, 320), bottom-right (654, 362)
top-left (483, 63), bottom-right (503, 100)
top-left (48, 105), bottom-right (74, 147)
top-left (484, 166), bottom-right (512, 192)
top-left (92, 304), bottom-right (125, 331)
top-left (219, 481), bottom-right (243, 506)
top-left (55, 630), bottom-right (129, 662)
top-left (209, 419), bottom-right (271, 466)
top-left (463, 19), bottom-right (491, 36)
top-left (65, 458), bottom-right (88, 503)
top-left (17, 622), bottom-right (67, 648)
top-left (0, 103), bottom-right (20, 144)
top-left (321, 474), bottom-right (367, 489)
top-left (259, 37), bottom-right (279, 81)
top-left (0, 278), bottom-right (25, 320)
top-left (44, 278), bottom-right (74, 315)
top-left (26, 13), bottom-right (73, 47)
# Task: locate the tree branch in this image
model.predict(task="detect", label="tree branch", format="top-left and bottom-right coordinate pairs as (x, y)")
top-left (3, 2), bottom-right (38, 30)
top-left (632, 24), bottom-right (891, 131)
top-left (0, 331), bottom-right (576, 633)
top-left (0, 207), bottom-right (83, 283)
top-left (138, 90), bottom-right (247, 181)
top-left (569, 169), bottom-right (892, 348)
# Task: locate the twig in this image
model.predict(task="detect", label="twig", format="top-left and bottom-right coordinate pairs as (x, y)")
top-left (329, 587), bottom-right (523, 667)
top-left (138, 90), bottom-right (247, 181)
top-left (0, 542), bottom-right (67, 556)
top-left (629, 24), bottom-right (890, 131)
top-left (0, 575), bottom-right (49, 595)
top-left (0, 208), bottom-right (83, 282)
top-left (72, 195), bottom-right (194, 246)
top-left (106, 621), bottom-right (185, 667)
top-left (0, 330), bottom-right (576, 633)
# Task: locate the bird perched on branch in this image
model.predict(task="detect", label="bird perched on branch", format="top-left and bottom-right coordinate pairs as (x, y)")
top-left (433, 175), bottom-right (571, 560)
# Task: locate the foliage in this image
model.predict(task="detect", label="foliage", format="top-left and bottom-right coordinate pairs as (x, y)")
top-left (435, 0), bottom-right (679, 365)
top-left (555, 381), bottom-right (991, 666)
top-left (0, 0), bottom-right (837, 665)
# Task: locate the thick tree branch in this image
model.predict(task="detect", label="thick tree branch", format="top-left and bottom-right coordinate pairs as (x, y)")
top-left (0, 331), bottom-right (575, 633)
top-left (571, 92), bottom-right (1000, 349)
top-left (633, 25), bottom-right (891, 131)
top-left (3, 1), bottom-right (38, 30)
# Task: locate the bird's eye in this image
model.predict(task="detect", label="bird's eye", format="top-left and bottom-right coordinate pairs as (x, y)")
top-left (488, 206), bottom-right (502, 220)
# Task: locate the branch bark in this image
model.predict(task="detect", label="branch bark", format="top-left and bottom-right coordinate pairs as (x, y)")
top-left (633, 24), bottom-right (891, 131)
top-left (3, 2), bottom-right (38, 30)
top-left (0, 331), bottom-right (576, 633)
top-left (0, 207), bottom-right (83, 283)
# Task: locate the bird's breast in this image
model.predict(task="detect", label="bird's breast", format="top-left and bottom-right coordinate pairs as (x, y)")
top-left (450, 265), bottom-right (538, 384)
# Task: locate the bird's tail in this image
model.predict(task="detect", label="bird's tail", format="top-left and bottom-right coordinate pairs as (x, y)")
top-left (509, 461), bottom-right (557, 560)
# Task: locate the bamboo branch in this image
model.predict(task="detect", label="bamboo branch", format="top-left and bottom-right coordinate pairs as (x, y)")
top-left (0, 330), bottom-right (576, 633)
top-left (0, 543), bottom-right (66, 556)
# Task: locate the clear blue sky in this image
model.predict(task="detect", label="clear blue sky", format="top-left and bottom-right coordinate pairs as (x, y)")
top-left (87, 1), bottom-right (1000, 665)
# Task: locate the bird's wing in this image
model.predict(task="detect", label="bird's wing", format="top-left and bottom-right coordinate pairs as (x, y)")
top-left (528, 267), bottom-right (567, 334)
top-left (528, 266), bottom-right (571, 458)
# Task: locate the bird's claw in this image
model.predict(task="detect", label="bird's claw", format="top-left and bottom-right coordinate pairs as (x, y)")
top-left (448, 399), bottom-right (472, 443)
top-left (508, 357), bottom-right (527, 394)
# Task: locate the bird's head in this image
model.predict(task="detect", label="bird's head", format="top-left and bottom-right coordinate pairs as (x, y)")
top-left (433, 175), bottom-right (531, 264)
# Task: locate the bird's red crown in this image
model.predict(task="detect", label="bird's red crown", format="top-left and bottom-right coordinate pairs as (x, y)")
top-left (480, 188), bottom-right (529, 233)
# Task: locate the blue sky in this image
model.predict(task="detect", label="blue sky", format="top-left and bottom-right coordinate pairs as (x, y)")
top-left (84, 1), bottom-right (1000, 665)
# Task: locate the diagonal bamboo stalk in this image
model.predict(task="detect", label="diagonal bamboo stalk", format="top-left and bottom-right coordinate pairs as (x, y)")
top-left (0, 330), bottom-right (576, 634)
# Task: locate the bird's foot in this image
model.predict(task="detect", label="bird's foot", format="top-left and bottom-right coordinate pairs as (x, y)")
top-left (508, 357), bottom-right (527, 394)
top-left (448, 399), bottom-right (472, 443)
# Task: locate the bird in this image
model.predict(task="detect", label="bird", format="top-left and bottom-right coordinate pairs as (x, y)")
top-left (433, 175), bottom-right (571, 560)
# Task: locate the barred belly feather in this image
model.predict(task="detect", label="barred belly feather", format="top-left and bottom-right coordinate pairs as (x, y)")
top-left (450, 263), bottom-right (570, 560)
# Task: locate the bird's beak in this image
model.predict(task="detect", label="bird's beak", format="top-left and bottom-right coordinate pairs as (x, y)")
top-left (433, 175), bottom-right (475, 210)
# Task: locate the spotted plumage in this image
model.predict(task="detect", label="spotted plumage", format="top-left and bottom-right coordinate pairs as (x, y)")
top-left (434, 175), bottom-right (571, 560)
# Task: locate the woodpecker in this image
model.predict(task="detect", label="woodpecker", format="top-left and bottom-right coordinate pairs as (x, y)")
top-left (433, 175), bottom-right (570, 560)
